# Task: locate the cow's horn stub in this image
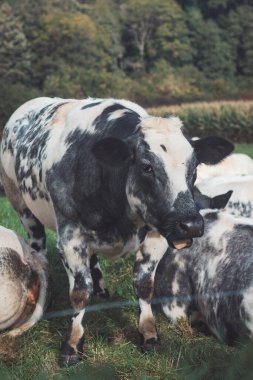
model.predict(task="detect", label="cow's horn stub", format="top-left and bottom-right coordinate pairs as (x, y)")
top-left (172, 238), bottom-right (192, 250)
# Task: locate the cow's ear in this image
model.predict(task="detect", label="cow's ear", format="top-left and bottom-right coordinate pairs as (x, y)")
top-left (191, 136), bottom-right (234, 165)
top-left (193, 186), bottom-right (210, 210)
top-left (210, 190), bottom-right (233, 209)
top-left (194, 187), bottom-right (233, 211)
top-left (92, 137), bottom-right (132, 167)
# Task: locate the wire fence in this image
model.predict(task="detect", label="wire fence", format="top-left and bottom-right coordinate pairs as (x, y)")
top-left (43, 288), bottom-right (246, 319)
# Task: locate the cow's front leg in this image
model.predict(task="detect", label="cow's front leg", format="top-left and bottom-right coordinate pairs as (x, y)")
top-left (133, 231), bottom-right (168, 352)
top-left (57, 223), bottom-right (93, 367)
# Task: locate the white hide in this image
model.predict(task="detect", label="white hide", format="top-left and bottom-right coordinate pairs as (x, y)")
top-left (196, 153), bottom-right (253, 184)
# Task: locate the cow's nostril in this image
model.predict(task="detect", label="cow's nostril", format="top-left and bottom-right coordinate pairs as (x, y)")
top-left (177, 217), bottom-right (204, 238)
top-left (179, 222), bottom-right (190, 232)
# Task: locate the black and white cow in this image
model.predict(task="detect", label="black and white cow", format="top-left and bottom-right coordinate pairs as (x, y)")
top-left (154, 194), bottom-right (253, 344)
top-left (195, 153), bottom-right (253, 184)
top-left (197, 175), bottom-right (253, 218)
top-left (0, 97), bottom-right (233, 365)
top-left (0, 226), bottom-right (48, 335)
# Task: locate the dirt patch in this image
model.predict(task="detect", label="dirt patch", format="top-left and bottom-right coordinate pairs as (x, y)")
top-left (0, 334), bottom-right (21, 362)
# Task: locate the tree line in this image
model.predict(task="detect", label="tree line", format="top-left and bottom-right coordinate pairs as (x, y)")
top-left (1, 0), bottom-right (253, 127)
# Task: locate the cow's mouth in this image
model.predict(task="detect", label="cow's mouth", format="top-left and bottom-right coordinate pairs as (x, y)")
top-left (170, 238), bottom-right (193, 250)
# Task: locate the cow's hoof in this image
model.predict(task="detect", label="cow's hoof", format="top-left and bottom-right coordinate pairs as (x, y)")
top-left (59, 352), bottom-right (79, 367)
top-left (94, 288), bottom-right (110, 299)
top-left (142, 337), bottom-right (160, 353)
top-left (59, 342), bottom-right (82, 367)
top-left (98, 288), bottom-right (110, 299)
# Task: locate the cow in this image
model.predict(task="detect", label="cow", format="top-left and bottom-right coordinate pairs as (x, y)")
top-left (197, 175), bottom-right (253, 218)
top-left (0, 226), bottom-right (48, 335)
top-left (0, 96), bottom-right (233, 366)
top-left (154, 194), bottom-right (253, 345)
top-left (195, 153), bottom-right (253, 184)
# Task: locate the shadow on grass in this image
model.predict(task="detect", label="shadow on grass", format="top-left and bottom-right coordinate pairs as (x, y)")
top-left (181, 340), bottom-right (253, 380)
top-left (0, 361), bottom-right (119, 380)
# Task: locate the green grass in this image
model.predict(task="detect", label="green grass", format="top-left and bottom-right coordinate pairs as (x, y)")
top-left (235, 143), bottom-right (253, 158)
top-left (1, 144), bottom-right (253, 379)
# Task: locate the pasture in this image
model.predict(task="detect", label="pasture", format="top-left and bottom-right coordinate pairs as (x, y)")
top-left (0, 143), bottom-right (253, 380)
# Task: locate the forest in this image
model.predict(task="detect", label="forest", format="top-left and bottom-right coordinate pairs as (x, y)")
top-left (1, 0), bottom-right (253, 127)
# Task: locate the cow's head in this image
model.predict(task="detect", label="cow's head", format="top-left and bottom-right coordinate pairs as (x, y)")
top-left (92, 115), bottom-right (234, 249)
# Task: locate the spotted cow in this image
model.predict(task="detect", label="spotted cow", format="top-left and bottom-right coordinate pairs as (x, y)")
top-left (0, 226), bottom-right (48, 335)
top-left (0, 97), bottom-right (233, 365)
top-left (195, 152), bottom-right (253, 184)
top-left (197, 175), bottom-right (253, 218)
top-left (154, 193), bottom-right (253, 344)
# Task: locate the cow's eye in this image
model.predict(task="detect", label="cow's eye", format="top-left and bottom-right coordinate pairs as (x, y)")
top-left (142, 163), bottom-right (153, 174)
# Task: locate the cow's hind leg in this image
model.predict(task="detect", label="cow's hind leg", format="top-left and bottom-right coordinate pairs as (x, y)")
top-left (133, 231), bottom-right (168, 352)
top-left (0, 165), bottom-right (46, 254)
top-left (19, 208), bottom-right (46, 254)
top-left (90, 254), bottom-right (109, 298)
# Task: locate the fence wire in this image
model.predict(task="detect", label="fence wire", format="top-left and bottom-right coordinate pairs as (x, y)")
top-left (43, 288), bottom-right (246, 319)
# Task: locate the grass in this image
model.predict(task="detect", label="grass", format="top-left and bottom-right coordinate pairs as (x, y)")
top-left (235, 143), bottom-right (253, 159)
top-left (1, 143), bottom-right (253, 379)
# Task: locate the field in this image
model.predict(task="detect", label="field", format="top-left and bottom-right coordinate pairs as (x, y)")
top-left (0, 137), bottom-right (253, 378)
top-left (148, 100), bottom-right (253, 143)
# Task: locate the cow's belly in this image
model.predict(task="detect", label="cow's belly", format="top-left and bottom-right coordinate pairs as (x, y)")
top-left (23, 193), bottom-right (57, 230)
top-left (90, 234), bottom-right (140, 260)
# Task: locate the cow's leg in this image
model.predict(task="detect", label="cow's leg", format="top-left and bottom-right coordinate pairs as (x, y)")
top-left (57, 222), bottom-right (93, 367)
top-left (90, 254), bottom-right (109, 298)
top-left (133, 231), bottom-right (168, 352)
top-left (19, 208), bottom-right (46, 254)
top-left (0, 164), bottom-right (46, 254)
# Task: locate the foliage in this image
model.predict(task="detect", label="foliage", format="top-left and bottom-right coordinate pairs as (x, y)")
top-left (121, 0), bottom-right (192, 72)
top-left (0, 2), bottom-right (31, 83)
top-left (1, 0), bottom-right (253, 136)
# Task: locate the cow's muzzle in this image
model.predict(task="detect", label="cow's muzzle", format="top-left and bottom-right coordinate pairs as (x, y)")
top-left (159, 214), bottom-right (204, 250)
top-left (176, 215), bottom-right (204, 238)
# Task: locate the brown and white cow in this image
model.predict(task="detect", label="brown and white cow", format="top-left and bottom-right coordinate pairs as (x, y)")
top-left (0, 97), bottom-right (233, 365)
top-left (0, 226), bottom-right (48, 335)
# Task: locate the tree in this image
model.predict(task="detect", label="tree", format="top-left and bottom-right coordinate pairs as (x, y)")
top-left (87, 0), bottom-right (123, 70)
top-left (28, 10), bottom-right (102, 88)
top-left (121, 0), bottom-right (191, 73)
top-left (185, 7), bottom-right (235, 79)
top-left (0, 2), bottom-right (31, 83)
top-left (236, 5), bottom-right (253, 76)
